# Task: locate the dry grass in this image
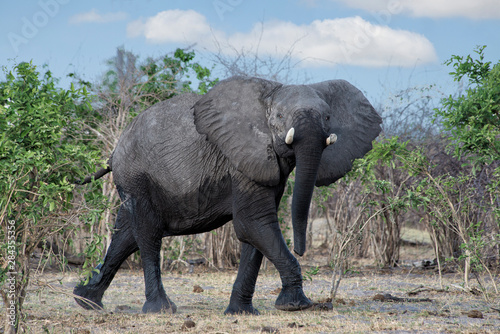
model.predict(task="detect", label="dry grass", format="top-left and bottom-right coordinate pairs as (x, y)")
top-left (18, 256), bottom-right (500, 334)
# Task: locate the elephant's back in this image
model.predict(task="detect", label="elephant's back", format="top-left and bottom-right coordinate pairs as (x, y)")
top-left (111, 93), bottom-right (231, 210)
top-left (123, 92), bottom-right (201, 146)
top-left (113, 93), bottom-right (201, 181)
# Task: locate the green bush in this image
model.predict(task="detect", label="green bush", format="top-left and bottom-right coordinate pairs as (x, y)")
top-left (437, 45), bottom-right (500, 166)
top-left (0, 61), bottom-right (105, 332)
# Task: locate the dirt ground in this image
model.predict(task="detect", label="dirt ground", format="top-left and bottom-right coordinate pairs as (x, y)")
top-left (19, 253), bottom-right (500, 334)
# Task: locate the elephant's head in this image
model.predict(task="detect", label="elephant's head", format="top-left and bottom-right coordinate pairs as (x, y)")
top-left (194, 76), bottom-right (382, 256)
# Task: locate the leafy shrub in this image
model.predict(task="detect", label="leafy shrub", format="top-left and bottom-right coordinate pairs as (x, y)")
top-left (0, 61), bottom-right (106, 332)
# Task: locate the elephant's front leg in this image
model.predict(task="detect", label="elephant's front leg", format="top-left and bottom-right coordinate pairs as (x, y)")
top-left (253, 223), bottom-right (312, 312)
top-left (225, 242), bottom-right (263, 315)
top-left (232, 180), bottom-right (313, 312)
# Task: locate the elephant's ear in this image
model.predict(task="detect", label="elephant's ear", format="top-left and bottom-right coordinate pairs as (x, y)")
top-left (310, 80), bottom-right (382, 186)
top-left (194, 76), bottom-right (283, 186)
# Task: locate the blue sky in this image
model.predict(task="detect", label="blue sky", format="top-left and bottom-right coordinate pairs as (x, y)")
top-left (1, 0), bottom-right (499, 104)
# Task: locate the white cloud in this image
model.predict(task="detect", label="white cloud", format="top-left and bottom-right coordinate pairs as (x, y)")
top-left (69, 9), bottom-right (128, 24)
top-left (333, 0), bottom-right (500, 19)
top-left (127, 10), bottom-right (221, 43)
top-left (127, 10), bottom-right (437, 68)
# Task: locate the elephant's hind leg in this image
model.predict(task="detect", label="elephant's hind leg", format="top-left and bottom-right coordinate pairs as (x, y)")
top-left (225, 242), bottom-right (263, 315)
top-left (74, 204), bottom-right (139, 310)
top-left (134, 199), bottom-right (177, 314)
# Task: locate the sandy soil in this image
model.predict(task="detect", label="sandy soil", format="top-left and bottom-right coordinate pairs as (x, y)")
top-left (18, 262), bottom-right (500, 334)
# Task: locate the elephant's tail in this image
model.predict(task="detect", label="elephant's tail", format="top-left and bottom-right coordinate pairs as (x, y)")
top-left (76, 157), bottom-right (112, 185)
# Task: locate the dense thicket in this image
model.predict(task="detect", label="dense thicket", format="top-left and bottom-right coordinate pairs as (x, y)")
top-left (0, 62), bottom-right (106, 333)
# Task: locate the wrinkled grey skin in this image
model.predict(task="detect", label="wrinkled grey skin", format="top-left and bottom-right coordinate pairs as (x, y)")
top-left (74, 76), bottom-right (382, 315)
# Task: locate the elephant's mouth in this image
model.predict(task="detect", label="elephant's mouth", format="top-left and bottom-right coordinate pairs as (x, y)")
top-left (284, 126), bottom-right (337, 148)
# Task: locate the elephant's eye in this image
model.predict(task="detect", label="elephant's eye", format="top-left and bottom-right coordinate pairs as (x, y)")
top-left (325, 116), bottom-right (331, 121)
top-left (277, 113), bottom-right (284, 119)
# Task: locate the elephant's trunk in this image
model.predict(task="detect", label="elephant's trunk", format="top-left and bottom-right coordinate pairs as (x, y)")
top-left (290, 121), bottom-right (325, 256)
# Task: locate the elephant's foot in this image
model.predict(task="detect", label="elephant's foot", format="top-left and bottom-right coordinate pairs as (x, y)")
top-left (224, 302), bottom-right (260, 315)
top-left (142, 297), bottom-right (177, 314)
top-left (274, 286), bottom-right (313, 311)
top-left (73, 285), bottom-right (104, 311)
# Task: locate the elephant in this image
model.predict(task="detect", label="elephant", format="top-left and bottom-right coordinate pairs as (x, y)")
top-left (73, 76), bottom-right (382, 315)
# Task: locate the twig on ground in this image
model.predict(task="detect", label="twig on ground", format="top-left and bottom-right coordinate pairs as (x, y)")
top-left (407, 285), bottom-right (446, 296)
top-left (373, 293), bottom-right (432, 303)
top-left (450, 284), bottom-right (481, 295)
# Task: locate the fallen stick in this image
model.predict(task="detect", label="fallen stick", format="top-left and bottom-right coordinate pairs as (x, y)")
top-left (373, 293), bottom-right (432, 303)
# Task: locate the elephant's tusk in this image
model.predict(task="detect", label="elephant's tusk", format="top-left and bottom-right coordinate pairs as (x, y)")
top-left (326, 133), bottom-right (337, 146)
top-left (285, 127), bottom-right (295, 145)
